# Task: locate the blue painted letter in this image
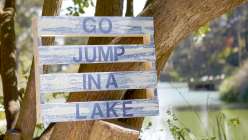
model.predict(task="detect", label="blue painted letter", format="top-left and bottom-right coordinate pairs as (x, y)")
top-left (106, 102), bottom-right (118, 117)
top-left (99, 18), bottom-right (112, 33)
top-left (75, 104), bottom-right (87, 119)
top-left (88, 74), bottom-right (101, 89)
top-left (106, 74), bottom-right (118, 88)
top-left (98, 46), bottom-right (113, 61)
top-left (123, 101), bottom-right (133, 117)
top-left (114, 46), bottom-right (125, 60)
top-left (73, 48), bottom-right (82, 62)
top-left (83, 17), bottom-right (96, 33)
top-left (91, 103), bottom-right (104, 118)
top-left (85, 47), bottom-right (97, 62)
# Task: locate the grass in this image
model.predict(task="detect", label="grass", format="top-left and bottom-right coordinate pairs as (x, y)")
top-left (171, 108), bottom-right (248, 140)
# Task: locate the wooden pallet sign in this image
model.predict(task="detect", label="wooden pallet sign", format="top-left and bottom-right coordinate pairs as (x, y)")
top-left (32, 16), bottom-right (159, 124)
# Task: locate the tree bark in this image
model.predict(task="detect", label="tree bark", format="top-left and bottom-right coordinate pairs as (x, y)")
top-left (14, 0), bottom-right (63, 140)
top-left (4, 130), bottom-right (21, 140)
top-left (36, 124), bottom-right (55, 140)
top-left (49, 1), bottom-right (126, 139)
top-left (0, 0), bottom-right (19, 130)
top-left (48, 0), bottom-right (247, 139)
top-left (88, 121), bottom-right (139, 140)
top-left (144, 0), bottom-right (153, 9)
top-left (86, 0), bottom-right (124, 45)
top-left (125, 0), bottom-right (133, 16)
top-left (3, 0), bottom-right (244, 139)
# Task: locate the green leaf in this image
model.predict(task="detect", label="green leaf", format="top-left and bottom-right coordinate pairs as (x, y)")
top-left (194, 23), bottom-right (211, 36)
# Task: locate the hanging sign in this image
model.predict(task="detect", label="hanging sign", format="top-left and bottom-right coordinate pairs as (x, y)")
top-left (32, 16), bottom-right (159, 124)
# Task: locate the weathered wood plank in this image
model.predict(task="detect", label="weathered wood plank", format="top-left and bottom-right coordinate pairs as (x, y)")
top-left (41, 99), bottom-right (159, 123)
top-left (34, 16), bottom-right (159, 125)
top-left (37, 16), bottom-right (154, 36)
top-left (40, 71), bottom-right (157, 93)
top-left (32, 17), bottom-right (43, 123)
top-left (39, 45), bottom-right (155, 65)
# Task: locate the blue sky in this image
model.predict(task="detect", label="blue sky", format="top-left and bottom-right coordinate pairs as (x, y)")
top-left (61, 0), bottom-right (147, 16)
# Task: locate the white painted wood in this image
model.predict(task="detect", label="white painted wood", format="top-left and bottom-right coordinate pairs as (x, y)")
top-left (41, 99), bottom-right (159, 123)
top-left (32, 17), bottom-right (42, 123)
top-left (40, 71), bottom-right (157, 93)
top-left (33, 16), bottom-right (160, 123)
top-left (37, 16), bottom-right (154, 36)
top-left (39, 44), bottom-right (155, 65)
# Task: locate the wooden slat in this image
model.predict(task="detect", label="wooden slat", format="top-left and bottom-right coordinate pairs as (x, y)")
top-left (41, 99), bottom-right (159, 123)
top-left (37, 16), bottom-right (154, 36)
top-left (32, 17), bottom-right (43, 123)
top-left (40, 71), bottom-right (157, 93)
top-left (39, 45), bottom-right (155, 65)
top-left (34, 16), bottom-right (159, 124)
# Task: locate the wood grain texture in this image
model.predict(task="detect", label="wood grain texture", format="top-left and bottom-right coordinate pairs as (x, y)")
top-left (37, 16), bottom-right (154, 36)
top-left (14, 0), bottom-right (64, 139)
top-left (39, 45), bottom-right (155, 65)
top-left (31, 17), bottom-right (42, 124)
top-left (32, 13), bottom-right (157, 139)
top-left (40, 71), bottom-right (157, 93)
top-left (88, 121), bottom-right (139, 140)
top-left (117, 35), bottom-right (155, 129)
top-left (0, 0), bottom-right (19, 130)
top-left (41, 99), bottom-right (159, 123)
top-left (4, 131), bottom-right (21, 140)
top-left (39, 0), bottom-right (247, 140)
top-left (35, 16), bottom-right (158, 126)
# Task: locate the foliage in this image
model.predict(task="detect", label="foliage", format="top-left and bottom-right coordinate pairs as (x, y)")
top-left (33, 123), bottom-right (45, 138)
top-left (215, 112), bottom-right (241, 140)
top-left (219, 77), bottom-right (239, 102)
top-left (167, 110), bottom-right (197, 140)
top-left (220, 60), bottom-right (248, 103)
top-left (16, 0), bottom-right (42, 91)
top-left (167, 110), bottom-right (241, 140)
top-left (164, 4), bottom-right (248, 81)
top-left (194, 23), bottom-right (211, 37)
top-left (168, 70), bottom-right (183, 81)
top-left (66, 0), bottom-right (94, 16)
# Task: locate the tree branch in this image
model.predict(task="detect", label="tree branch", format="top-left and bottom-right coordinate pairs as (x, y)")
top-left (125, 0), bottom-right (133, 16)
top-left (49, 0), bottom-right (247, 139)
top-left (0, 0), bottom-right (19, 130)
top-left (14, 0), bottom-right (63, 139)
top-left (49, 1), bottom-right (126, 139)
top-left (88, 121), bottom-right (139, 140)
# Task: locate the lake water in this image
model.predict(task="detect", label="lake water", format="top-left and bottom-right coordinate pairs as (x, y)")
top-left (141, 82), bottom-right (248, 140)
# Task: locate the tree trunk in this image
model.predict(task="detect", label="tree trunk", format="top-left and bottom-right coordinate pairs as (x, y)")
top-left (125, 0), bottom-right (133, 16)
top-left (49, 1), bottom-right (126, 139)
top-left (87, 0), bottom-right (124, 45)
top-left (14, 0), bottom-right (63, 140)
top-left (4, 130), bottom-right (21, 140)
top-left (88, 121), bottom-right (139, 140)
top-left (0, 0), bottom-right (19, 130)
top-left (4, 0), bottom-right (244, 139)
top-left (48, 0), bottom-right (247, 139)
